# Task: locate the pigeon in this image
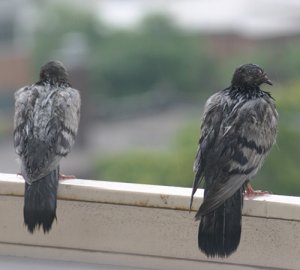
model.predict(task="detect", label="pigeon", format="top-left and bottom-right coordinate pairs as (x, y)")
top-left (190, 64), bottom-right (278, 257)
top-left (13, 60), bottom-right (81, 233)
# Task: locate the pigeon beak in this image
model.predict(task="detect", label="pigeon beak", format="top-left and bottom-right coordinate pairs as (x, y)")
top-left (264, 75), bottom-right (273, 85)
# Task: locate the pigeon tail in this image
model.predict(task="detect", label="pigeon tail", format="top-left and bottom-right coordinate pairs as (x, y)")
top-left (24, 168), bottom-right (59, 233)
top-left (198, 187), bottom-right (243, 258)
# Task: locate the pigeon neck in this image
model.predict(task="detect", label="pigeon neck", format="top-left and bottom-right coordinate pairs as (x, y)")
top-left (36, 79), bottom-right (70, 88)
top-left (228, 85), bottom-right (264, 99)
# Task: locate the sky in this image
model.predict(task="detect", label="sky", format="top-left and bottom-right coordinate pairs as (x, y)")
top-left (96, 0), bottom-right (300, 38)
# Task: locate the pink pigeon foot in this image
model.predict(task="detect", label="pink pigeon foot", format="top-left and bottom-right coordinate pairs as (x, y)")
top-left (59, 174), bottom-right (76, 181)
top-left (244, 183), bottom-right (271, 198)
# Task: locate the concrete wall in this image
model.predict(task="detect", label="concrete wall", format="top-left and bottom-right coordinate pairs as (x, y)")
top-left (0, 173), bottom-right (299, 270)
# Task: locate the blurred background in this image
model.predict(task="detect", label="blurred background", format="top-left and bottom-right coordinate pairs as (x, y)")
top-left (1, 0), bottom-right (300, 196)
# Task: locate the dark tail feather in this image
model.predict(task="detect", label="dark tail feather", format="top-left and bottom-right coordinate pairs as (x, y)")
top-left (24, 168), bottom-right (59, 233)
top-left (198, 188), bottom-right (243, 258)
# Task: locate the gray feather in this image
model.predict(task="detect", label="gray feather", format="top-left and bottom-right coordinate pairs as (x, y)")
top-left (14, 70), bottom-right (81, 184)
top-left (198, 96), bottom-right (277, 216)
top-left (192, 63), bottom-right (278, 258)
top-left (192, 89), bottom-right (278, 216)
top-left (14, 60), bottom-right (81, 233)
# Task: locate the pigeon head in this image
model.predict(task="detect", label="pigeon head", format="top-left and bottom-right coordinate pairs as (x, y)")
top-left (231, 64), bottom-right (272, 88)
top-left (39, 60), bottom-right (69, 85)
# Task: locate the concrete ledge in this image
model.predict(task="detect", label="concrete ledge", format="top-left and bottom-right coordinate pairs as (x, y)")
top-left (0, 173), bottom-right (299, 269)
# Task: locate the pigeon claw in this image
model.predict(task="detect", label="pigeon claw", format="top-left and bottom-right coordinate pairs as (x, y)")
top-left (59, 173), bottom-right (76, 181)
top-left (244, 183), bottom-right (271, 198)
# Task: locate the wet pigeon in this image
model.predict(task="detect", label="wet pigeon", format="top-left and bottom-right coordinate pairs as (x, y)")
top-left (190, 64), bottom-right (278, 257)
top-left (14, 60), bottom-right (81, 233)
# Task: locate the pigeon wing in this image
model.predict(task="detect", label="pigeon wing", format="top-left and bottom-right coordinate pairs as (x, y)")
top-left (14, 85), bottom-right (37, 156)
top-left (14, 85), bottom-right (81, 183)
top-left (190, 92), bottom-right (225, 209)
top-left (38, 86), bottom-right (81, 179)
top-left (197, 97), bottom-right (278, 217)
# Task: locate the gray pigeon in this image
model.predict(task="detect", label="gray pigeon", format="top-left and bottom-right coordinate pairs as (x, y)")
top-left (190, 64), bottom-right (278, 257)
top-left (14, 60), bottom-right (81, 233)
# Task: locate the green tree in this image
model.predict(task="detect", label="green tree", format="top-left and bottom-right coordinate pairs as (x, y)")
top-left (90, 14), bottom-right (218, 100)
top-left (32, 3), bottom-right (101, 75)
top-left (94, 123), bottom-right (198, 187)
top-left (94, 85), bottom-right (300, 196)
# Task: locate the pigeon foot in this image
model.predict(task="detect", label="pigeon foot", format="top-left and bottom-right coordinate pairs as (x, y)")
top-left (244, 183), bottom-right (271, 198)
